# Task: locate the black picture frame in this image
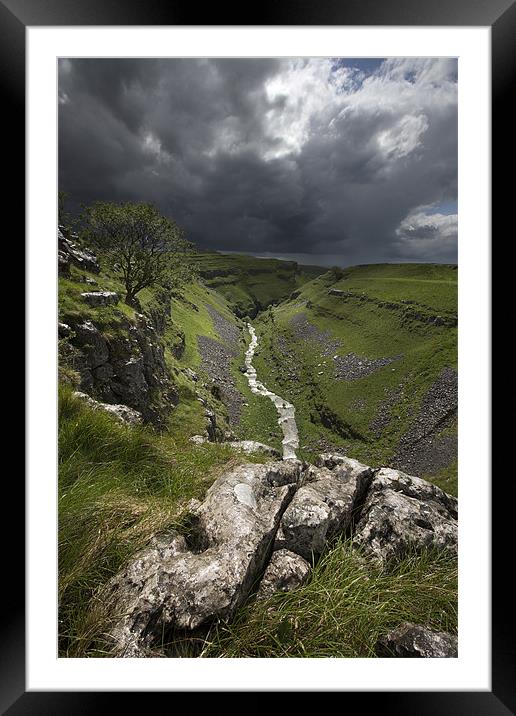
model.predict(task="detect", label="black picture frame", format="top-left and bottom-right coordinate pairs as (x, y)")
top-left (7, 0), bottom-right (510, 710)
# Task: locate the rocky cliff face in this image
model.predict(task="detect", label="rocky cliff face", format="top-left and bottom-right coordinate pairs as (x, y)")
top-left (103, 455), bottom-right (458, 657)
top-left (61, 312), bottom-right (178, 428)
top-left (59, 229), bottom-right (179, 429)
top-left (58, 226), bottom-right (100, 275)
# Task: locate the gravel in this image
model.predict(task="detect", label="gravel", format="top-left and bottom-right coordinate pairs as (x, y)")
top-left (392, 366), bottom-right (458, 475)
top-left (369, 383), bottom-right (409, 438)
top-left (197, 305), bottom-right (243, 425)
top-left (289, 313), bottom-right (341, 357)
top-left (205, 303), bottom-right (241, 346)
top-left (334, 352), bottom-right (401, 381)
top-left (290, 312), bottom-right (402, 381)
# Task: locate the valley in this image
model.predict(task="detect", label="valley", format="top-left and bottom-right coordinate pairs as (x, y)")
top-left (58, 233), bottom-right (458, 658)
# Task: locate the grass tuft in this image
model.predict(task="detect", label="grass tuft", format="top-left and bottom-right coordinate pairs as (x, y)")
top-left (204, 540), bottom-right (457, 658)
top-left (58, 385), bottom-right (251, 657)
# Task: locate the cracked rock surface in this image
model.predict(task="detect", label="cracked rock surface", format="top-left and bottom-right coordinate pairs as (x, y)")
top-left (274, 457), bottom-right (374, 560)
top-left (256, 549), bottom-right (311, 599)
top-left (105, 460), bottom-right (303, 656)
top-left (104, 455), bottom-right (457, 657)
top-left (353, 467), bottom-right (458, 562)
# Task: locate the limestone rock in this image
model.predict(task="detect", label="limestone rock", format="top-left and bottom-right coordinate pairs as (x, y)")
top-left (315, 453), bottom-right (348, 470)
top-left (376, 622), bottom-right (458, 658)
top-left (73, 321), bottom-right (109, 370)
top-left (58, 227), bottom-right (100, 274)
top-left (81, 291), bottom-right (119, 307)
top-left (58, 322), bottom-right (72, 338)
top-left (73, 391), bottom-right (143, 426)
top-left (65, 313), bottom-right (178, 428)
top-left (256, 549), bottom-right (310, 599)
top-left (274, 457), bottom-right (374, 560)
top-left (228, 440), bottom-right (281, 458)
top-left (189, 435), bottom-right (207, 445)
top-left (353, 467), bottom-right (457, 562)
top-left (106, 460), bottom-right (303, 656)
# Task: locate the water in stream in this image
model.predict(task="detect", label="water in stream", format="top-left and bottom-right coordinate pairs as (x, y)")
top-left (244, 323), bottom-right (299, 460)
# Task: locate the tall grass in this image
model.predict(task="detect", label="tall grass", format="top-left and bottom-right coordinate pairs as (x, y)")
top-left (58, 385), bottom-right (246, 657)
top-left (204, 540), bottom-right (457, 658)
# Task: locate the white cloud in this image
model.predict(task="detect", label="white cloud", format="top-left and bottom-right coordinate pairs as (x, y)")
top-left (394, 207), bottom-right (458, 261)
top-left (59, 57), bottom-right (458, 264)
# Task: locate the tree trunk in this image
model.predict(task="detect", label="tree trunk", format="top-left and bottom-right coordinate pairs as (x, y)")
top-left (125, 291), bottom-right (140, 309)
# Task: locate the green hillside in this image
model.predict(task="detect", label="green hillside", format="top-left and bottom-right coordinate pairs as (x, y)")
top-left (252, 263), bottom-right (458, 495)
top-left (58, 245), bottom-right (458, 658)
top-left (191, 251), bottom-right (325, 317)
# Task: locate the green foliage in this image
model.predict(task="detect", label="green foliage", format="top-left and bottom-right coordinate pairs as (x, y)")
top-left (59, 190), bottom-right (78, 230)
top-left (204, 540), bottom-right (457, 658)
top-left (81, 201), bottom-right (192, 305)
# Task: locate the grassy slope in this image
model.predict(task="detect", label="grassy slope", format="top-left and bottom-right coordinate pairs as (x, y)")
top-left (253, 264), bottom-right (458, 494)
top-left (192, 251), bottom-right (324, 317)
top-left (206, 541), bottom-right (457, 658)
top-left (58, 258), bottom-right (282, 656)
top-left (58, 385), bottom-right (274, 656)
top-left (58, 255), bottom-right (458, 658)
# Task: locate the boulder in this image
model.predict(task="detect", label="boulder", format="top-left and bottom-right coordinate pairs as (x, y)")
top-left (58, 249), bottom-right (71, 276)
top-left (73, 391), bottom-right (143, 426)
top-left (105, 460), bottom-right (303, 656)
top-left (58, 322), bottom-right (72, 338)
top-left (256, 549), bottom-right (310, 599)
top-left (315, 453), bottom-right (348, 470)
top-left (376, 622), bottom-right (458, 658)
top-left (274, 457), bottom-right (374, 560)
top-left (80, 291), bottom-right (119, 307)
top-left (189, 435), bottom-right (207, 445)
top-left (228, 440), bottom-right (281, 458)
top-left (353, 467), bottom-right (458, 562)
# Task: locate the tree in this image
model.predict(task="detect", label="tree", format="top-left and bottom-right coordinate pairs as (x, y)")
top-left (81, 201), bottom-right (192, 306)
top-left (329, 265), bottom-right (345, 282)
top-left (58, 191), bottom-right (72, 230)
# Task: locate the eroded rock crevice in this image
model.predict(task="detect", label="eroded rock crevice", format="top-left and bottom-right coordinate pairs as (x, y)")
top-left (102, 454), bottom-right (458, 658)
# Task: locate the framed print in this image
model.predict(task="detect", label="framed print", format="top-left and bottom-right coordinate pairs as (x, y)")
top-left (6, 0), bottom-right (511, 710)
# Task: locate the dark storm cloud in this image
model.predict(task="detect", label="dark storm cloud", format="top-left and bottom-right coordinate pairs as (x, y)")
top-left (59, 57), bottom-right (458, 266)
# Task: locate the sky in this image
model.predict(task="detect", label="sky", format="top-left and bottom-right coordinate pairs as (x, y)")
top-left (58, 57), bottom-right (458, 268)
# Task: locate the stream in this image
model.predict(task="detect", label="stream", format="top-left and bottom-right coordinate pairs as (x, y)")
top-left (244, 323), bottom-right (299, 460)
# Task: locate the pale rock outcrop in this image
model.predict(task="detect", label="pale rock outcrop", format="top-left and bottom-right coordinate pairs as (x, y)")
top-left (105, 460), bottom-right (303, 656)
top-left (73, 391), bottom-right (142, 426)
top-left (102, 454), bottom-right (458, 657)
top-left (274, 457), bottom-right (374, 560)
top-left (227, 440), bottom-right (281, 458)
top-left (58, 227), bottom-right (100, 275)
top-left (81, 291), bottom-right (119, 307)
top-left (256, 549), bottom-right (310, 599)
top-left (376, 622), bottom-right (458, 658)
top-left (353, 467), bottom-right (458, 562)
top-left (189, 435), bottom-right (207, 445)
